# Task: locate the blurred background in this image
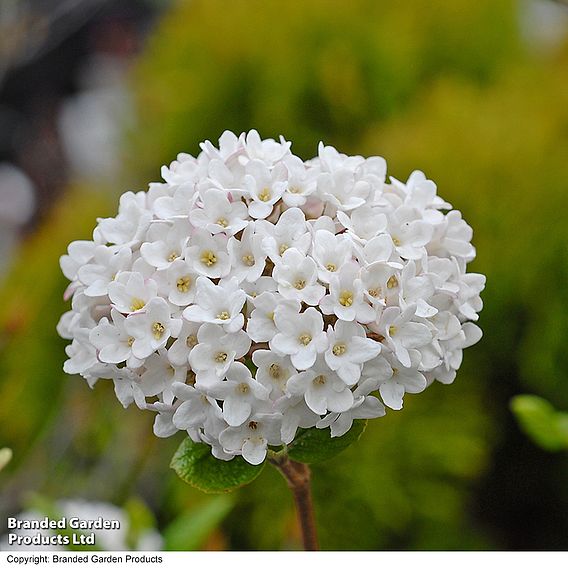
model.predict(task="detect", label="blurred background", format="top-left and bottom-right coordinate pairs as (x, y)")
top-left (1, 0), bottom-right (568, 551)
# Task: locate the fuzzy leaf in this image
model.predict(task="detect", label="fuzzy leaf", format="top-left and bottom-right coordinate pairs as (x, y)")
top-left (288, 420), bottom-right (367, 464)
top-left (511, 395), bottom-right (568, 452)
top-left (171, 437), bottom-right (265, 493)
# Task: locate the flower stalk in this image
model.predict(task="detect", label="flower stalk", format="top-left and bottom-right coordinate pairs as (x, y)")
top-left (269, 455), bottom-right (319, 551)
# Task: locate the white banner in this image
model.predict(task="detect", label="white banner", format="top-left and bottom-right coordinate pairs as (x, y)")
top-left (2, 552), bottom-right (568, 568)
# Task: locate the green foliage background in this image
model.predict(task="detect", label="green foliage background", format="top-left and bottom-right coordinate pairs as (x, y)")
top-left (1, 0), bottom-right (567, 551)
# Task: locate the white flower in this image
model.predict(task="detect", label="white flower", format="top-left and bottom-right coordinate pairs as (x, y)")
top-left (124, 297), bottom-right (182, 359)
top-left (185, 229), bottom-right (231, 279)
top-left (324, 320), bottom-right (381, 385)
top-left (153, 182), bottom-right (198, 219)
top-left (252, 349), bottom-right (296, 399)
top-left (78, 245), bottom-right (131, 297)
top-left (141, 350), bottom-right (186, 404)
top-left (246, 292), bottom-right (298, 343)
top-left (59, 131), bottom-right (484, 463)
top-left (189, 188), bottom-right (248, 235)
top-left (219, 414), bottom-right (281, 465)
top-left (243, 129), bottom-right (291, 165)
top-left (430, 210), bottom-right (475, 260)
top-left (311, 229), bottom-right (353, 283)
top-left (108, 271), bottom-right (158, 314)
top-left (95, 191), bottom-right (151, 247)
top-left (287, 358), bottom-right (354, 415)
top-left (277, 397), bottom-right (320, 444)
top-left (430, 320), bottom-right (482, 384)
top-left (63, 330), bottom-right (98, 376)
top-left (374, 305), bottom-right (432, 368)
top-left (140, 220), bottom-right (189, 270)
top-left (362, 350), bottom-right (427, 410)
top-left (337, 206), bottom-right (387, 243)
top-left (89, 308), bottom-right (143, 368)
top-left (455, 271), bottom-right (486, 321)
top-left (273, 248), bottom-right (326, 305)
top-left (355, 233), bottom-right (395, 266)
top-left (167, 321), bottom-right (201, 367)
top-left (189, 323), bottom-right (250, 387)
top-left (386, 206), bottom-right (433, 260)
top-left (241, 276), bottom-right (277, 299)
top-left (227, 222), bottom-right (266, 282)
top-left (317, 381), bottom-right (386, 437)
top-left (320, 262), bottom-right (376, 323)
top-left (281, 155), bottom-right (317, 207)
top-left (207, 362), bottom-right (270, 427)
top-left (164, 259), bottom-right (198, 306)
top-left (270, 305), bottom-right (328, 370)
top-left (172, 382), bottom-right (223, 432)
top-left (60, 240), bottom-right (96, 281)
top-left (360, 262), bottom-right (399, 307)
top-left (183, 277), bottom-right (246, 333)
top-left (257, 207), bottom-right (311, 263)
top-left (244, 159), bottom-right (287, 219)
top-left (397, 261), bottom-right (437, 318)
top-left (148, 401), bottom-right (178, 438)
top-left (317, 169), bottom-right (371, 211)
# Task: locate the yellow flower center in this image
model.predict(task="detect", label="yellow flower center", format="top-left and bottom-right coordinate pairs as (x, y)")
top-left (326, 263), bottom-right (337, 272)
top-left (216, 217), bottom-right (228, 228)
top-left (167, 251), bottom-right (179, 262)
top-left (217, 311), bottom-right (230, 320)
top-left (259, 188), bottom-right (271, 202)
top-left (269, 363), bottom-right (282, 379)
top-left (238, 383), bottom-right (250, 394)
top-left (127, 337), bottom-right (135, 347)
top-left (242, 254), bottom-right (255, 266)
top-left (186, 334), bottom-right (197, 348)
top-left (279, 243), bottom-right (289, 255)
top-left (267, 311), bottom-right (275, 321)
top-left (332, 343), bottom-right (347, 356)
top-left (294, 278), bottom-right (306, 290)
top-left (289, 186), bottom-right (301, 194)
top-left (339, 290), bottom-right (353, 307)
top-left (176, 276), bottom-right (192, 293)
top-left (201, 250), bottom-right (217, 266)
top-left (130, 298), bottom-right (145, 311)
top-left (388, 325), bottom-right (397, 337)
top-left (215, 352), bottom-right (228, 363)
top-left (368, 287), bottom-right (381, 298)
top-left (152, 322), bottom-right (165, 340)
top-left (298, 333), bottom-right (312, 346)
top-left (387, 275), bottom-right (398, 289)
top-left (392, 236), bottom-right (401, 246)
top-left (313, 374), bottom-right (327, 386)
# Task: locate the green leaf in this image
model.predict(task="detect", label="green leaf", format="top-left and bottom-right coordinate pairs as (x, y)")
top-left (124, 498), bottom-right (158, 550)
top-left (288, 420), bottom-right (367, 464)
top-left (510, 395), bottom-right (568, 452)
top-left (163, 495), bottom-right (234, 551)
top-left (171, 437), bottom-right (265, 493)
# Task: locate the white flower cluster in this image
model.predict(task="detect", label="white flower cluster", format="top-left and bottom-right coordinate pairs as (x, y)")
top-left (58, 130), bottom-right (485, 465)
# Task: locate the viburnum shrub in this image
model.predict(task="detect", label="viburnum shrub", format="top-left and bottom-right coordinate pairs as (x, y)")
top-left (58, 131), bottom-right (484, 549)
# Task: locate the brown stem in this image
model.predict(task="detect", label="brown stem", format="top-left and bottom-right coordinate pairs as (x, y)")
top-left (269, 455), bottom-right (319, 551)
